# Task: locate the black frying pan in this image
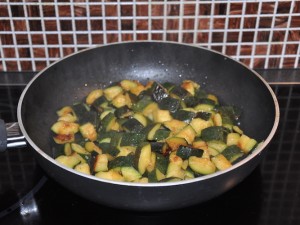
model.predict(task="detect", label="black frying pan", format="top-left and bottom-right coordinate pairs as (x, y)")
top-left (0, 41), bottom-right (279, 211)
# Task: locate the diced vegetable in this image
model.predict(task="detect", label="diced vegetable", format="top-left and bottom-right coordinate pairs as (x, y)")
top-left (52, 79), bottom-right (259, 183)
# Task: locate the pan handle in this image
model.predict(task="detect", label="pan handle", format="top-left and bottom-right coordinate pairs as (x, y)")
top-left (0, 119), bottom-right (27, 152)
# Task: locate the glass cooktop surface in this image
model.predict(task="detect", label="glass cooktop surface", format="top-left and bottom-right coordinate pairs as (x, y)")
top-left (0, 84), bottom-right (300, 225)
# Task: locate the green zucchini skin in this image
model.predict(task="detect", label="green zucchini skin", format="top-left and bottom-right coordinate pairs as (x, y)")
top-left (53, 79), bottom-right (259, 184)
top-left (172, 110), bottom-right (196, 123)
top-left (201, 126), bottom-right (229, 142)
top-left (176, 146), bottom-right (204, 160)
top-left (151, 81), bottom-right (169, 103)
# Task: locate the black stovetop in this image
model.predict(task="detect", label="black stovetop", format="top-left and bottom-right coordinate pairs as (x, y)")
top-left (0, 83), bottom-right (300, 225)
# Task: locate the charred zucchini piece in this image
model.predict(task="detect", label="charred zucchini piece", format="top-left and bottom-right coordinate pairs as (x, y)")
top-left (181, 80), bottom-right (200, 96)
top-left (51, 121), bottom-right (79, 135)
top-left (176, 145), bottom-right (204, 160)
top-left (151, 81), bottom-right (169, 102)
top-left (166, 137), bottom-right (187, 151)
top-left (53, 133), bottom-right (75, 144)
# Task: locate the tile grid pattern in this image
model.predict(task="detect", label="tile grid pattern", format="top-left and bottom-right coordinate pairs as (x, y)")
top-left (0, 0), bottom-right (299, 72)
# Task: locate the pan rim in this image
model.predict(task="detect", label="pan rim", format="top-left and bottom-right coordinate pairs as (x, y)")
top-left (17, 40), bottom-right (280, 187)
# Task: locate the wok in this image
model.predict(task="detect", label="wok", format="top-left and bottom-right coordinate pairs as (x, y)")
top-left (0, 41), bottom-right (279, 211)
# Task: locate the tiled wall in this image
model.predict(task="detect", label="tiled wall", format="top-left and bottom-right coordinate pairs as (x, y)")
top-left (0, 0), bottom-right (299, 72)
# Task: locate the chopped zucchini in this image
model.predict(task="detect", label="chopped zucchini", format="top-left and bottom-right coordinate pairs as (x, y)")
top-left (74, 163), bottom-right (91, 175)
top-left (176, 145), bottom-right (204, 160)
top-left (104, 85), bottom-right (123, 101)
top-left (71, 143), bottom-right (90, 155)
top-left (238, 134), bottom-right (257, 153)
top-left (158, 97), bottom-right (181, 113)
top-left (201, 126), bottom-right (228, 142)
top-left (95, 170), bottom-right (125, 181)
top-left (163, 119), bottom-right (187, 134)
top-left (53, 133), bottom-right (75, 144)
top-left (152, 109), bottom-right (173, 123)
top-left (188, 156), bottom-right (216, 175)
top-left (51, 121), bottom-right (79, 135)
top-left (55, 154), bottom-right (81, 168)
top-left (211, 154), bottom-right (232, 171)
top-left (166, 154), bottom-right (185, 179)
top-left (120, 79), bottom-right (138, 91)
top-left (134, 142), bottom-right (152, 175)
top-left (222, 145), bottom-right (245, 163)
top-left (94, 154), bottom-right (109, 172)
top-left (64, 143), bottom-right (72, 156)
top-left (51, 79), bottom-right (259, 183)
top-left (122, 118), bottom-right (145, 132)
top-left (207, 140), bottom-right (227, 153)
top-left (121, 167), bottom-right (142, 182)
top-left (190, 118), bottom-right (212, 135)
top-left (166, 137), bottom-right (188, 151)
top-left (151, 81), bottom-right (169, 102)
top-left (109, 154), bottom-right (135, 169)
top-left (226, 133), bottom-right (241, 146)
top-left (175, 125), bottom-right (196, 144)
top-left (86, 89), bottom-right (103, 105)
top-left (120, 132), bottom-right (146, 147)
top-left (171, 109), bottom-right (195, 123)
top-left (79, 122), bottom-right (97, 141)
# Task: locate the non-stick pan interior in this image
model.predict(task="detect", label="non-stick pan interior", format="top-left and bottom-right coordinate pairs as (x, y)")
top-left (20, 42), bottom-right (276, 157)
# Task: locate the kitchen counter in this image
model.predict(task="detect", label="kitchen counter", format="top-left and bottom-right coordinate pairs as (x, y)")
top-left (0, 70), bottom-right (300, 225)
